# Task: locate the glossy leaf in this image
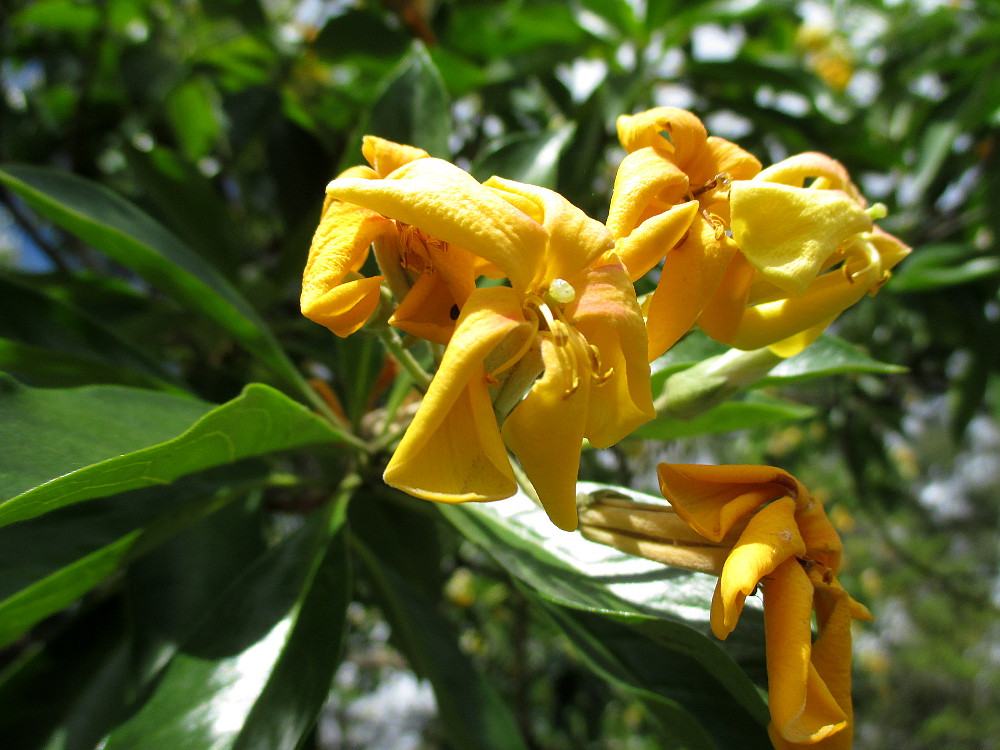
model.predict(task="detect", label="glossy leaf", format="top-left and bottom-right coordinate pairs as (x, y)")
top-left (0, 166), bottom-right (305, 390)
top-left (439, 485), bottom-right (767, 720)
top-left (101, 507), bottom-right (349, 750)
top-left (757, 335), bottom-right (908, 385)
top-left (0, 377), bottom-right (346, 527)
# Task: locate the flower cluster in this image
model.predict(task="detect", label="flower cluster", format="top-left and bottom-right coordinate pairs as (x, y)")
top-left (301, 107), bottom-right (908, 749)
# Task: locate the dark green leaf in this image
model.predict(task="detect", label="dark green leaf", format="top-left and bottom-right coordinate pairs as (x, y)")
top-left (0, 378), bottom-right (345, 526)
top-left (756, 335), bottom-right (908, 385)
top-left (354, 536), bottom-right (529, 750)
top-left (361, 42), bottom-right (451, 160)
top-left (888, 242), bottom-right (1000, 292)
top-left (0, 166), bottom-right (305, 390)
top-left (472, 124), bottom-right (576, 188)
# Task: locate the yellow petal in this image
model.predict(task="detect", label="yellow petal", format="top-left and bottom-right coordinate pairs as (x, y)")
top-left (361, 135), bottom-right (430, 176)
top-left (718, 260), bottom-right (880, 351)
top-left (389, 267), bottom-right (465, 345)
top-left (612, 199), bottom-right (699, 281)
top-left (301, 199), bottom-right (391, 337)
top-left (384, 287), bottom-right (533, 502)
top-left (685, 135), bottom-right (762, 188)
top-left (656, 463), bottom-right (804, 541)
top-left (766, 316), bottom-right (835, 358)
top-left (764, 560), bottom-right (848, 745)
top-left (570, 261), bottom-right (656, 445)
top-left (696, 252), bottom-right (756, 344)
top-left (503, 336), bottom-right (592, 532)
top-left (645, 213), bottom-right (740, 361)
top-left (730, 181), bottom-right (873, 296)
top-left (484, 177), bottom-right (614, 290)
top-left (327, 158), bottom-right (548, 293)
top-left (606, 148), bottom-right (690, 241)
top-left (757, 152), bottom-right (861, 202)
top-left (712, 497), bottom-right (805, 638)
top-left (616, 107), bottom-right (708, 163)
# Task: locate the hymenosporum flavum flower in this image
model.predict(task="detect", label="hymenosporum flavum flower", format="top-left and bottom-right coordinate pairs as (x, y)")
top-left (607, 107), bottom-right (909, 360)
top-left (302, 139), bottom-right (654, 531)
top-left (580, 464), bottom-right (872, 750)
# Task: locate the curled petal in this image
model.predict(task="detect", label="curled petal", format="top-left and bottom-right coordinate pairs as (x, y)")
top-left (757, 152), bottom-right (862, 203)
top-left (730, 181), bottom-right (873, 296)
top-left (712, 497), bottom-right (805, 638)
top-left (327, 158), bottom-right (548, 293)
top-left (503, 337), bottom-right (591, 531)
top-left (607, 148), bottom-right (690, 240)
top-left (613, 200), bottom-right (699, 281)
top-left (301, 199), bottom-right (391, 336)
top-left (685, 135), bottom-right (762, 187)
top-left (485, 176), bottom-right (614, 290)
top-left (384, 287), bottom-right (533, 503)
top-left (645, 214), bottom-right (740, 361)
top-left (570, 262), bottom-right (656, 446)
top-left (616, 107), bottom-right (708, 163)
top-left (764, 561), bottom-right (849, 746)
top-left (656, 463), bottom-right (806, 541)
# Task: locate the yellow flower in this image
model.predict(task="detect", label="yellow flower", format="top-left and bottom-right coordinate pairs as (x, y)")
top-left (654, 464), bottom-right (873, 749)
top-left (700, 153), bottom-right (911, 357)
top-left (307, 143), bottom-right (654, 530)
top-left (607, 107), bottom-right (762, 361)
top-left (607, 108), bottom-right (910, 360)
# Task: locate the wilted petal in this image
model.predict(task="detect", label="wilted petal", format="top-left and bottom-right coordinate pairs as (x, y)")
top-left (327, 158), bottom-right (548, 293)
top-left (712, 497), bottom-right (805, 638)
top-left (765, 560), bottom-right (848, 745)
top-left (301, 198), bottom-right (391, 336)
top-left (570, 262), bottom-right (656, 445)
top-left (645, 213), bottom-right (740, 360)
top-left (730, 181), bottom-right (873, 296)
top-left (384, 287), bottom-right (533, 503)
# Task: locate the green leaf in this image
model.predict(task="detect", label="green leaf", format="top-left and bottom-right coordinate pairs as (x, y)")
top-left (0, 468), bottom-right (260, 649)
top-left (0, 377), bottom-right (345, 527)
top-left (756, 335), bottom-right (908, 385)
top-left (164, 76), bottom-right (222, 162)
top-left (354, 536), bottom-right (529, 750)
top-left (361, 42), bottom-right (451, 160)
top-left (440, 486), bottom-right (768, 742)
top-left (0, 166), bottom-right (306, 391)
top-left (887, 242), bottom-right (1000, 292)
top-left (472, 123), bottom-right (576, 189)
top-left (635, 393), bottom-right (815, 440)
top-left (102, 506), bottom-right (349, 750)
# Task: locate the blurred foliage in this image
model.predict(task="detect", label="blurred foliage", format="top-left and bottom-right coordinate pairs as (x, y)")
top-left (1, 0), bottom-right (998, 748)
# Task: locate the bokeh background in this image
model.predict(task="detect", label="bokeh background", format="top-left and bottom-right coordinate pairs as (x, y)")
top-left (2, 0), bottom-right (998, 748)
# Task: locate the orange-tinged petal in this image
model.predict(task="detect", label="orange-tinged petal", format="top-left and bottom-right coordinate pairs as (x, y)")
top-left (697, 251), bottom-right (756, 344)
top-left (361, 135), bottom-right (430, 176)
top-left (607, 148), bottom-right (690, 241)
top-left (384, 287), bottom-right (533, 503)
top-left (656, 463), bottom-right (804, 541)
top-left (764, 561), bottom-right (848, 745)
top-left (645, 214), bottom-right (740, 360)
top-left (712, 497), bottom-right (805, 638)
top-left (570, 262), bottom-right (656, 445)
top-left (301, 199), bottom-right (392, 336)
top-left (685, 135), bottom-right (762, 187)
top-left (389, 268), bottom-right (463, 345)
top-left (730, 181), bottom-right (873, 296)
top-left (616, 107), bottom-right (708, 163)
top-left (503, 336), bottom-right (591, 532)
top-left (485, 177), bottom-right (614, 290)
top-left (326, 158), bottom-right (548, 293)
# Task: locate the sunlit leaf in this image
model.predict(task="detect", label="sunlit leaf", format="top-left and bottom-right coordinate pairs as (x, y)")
top-left (635, 393), bottom-right (815, 440)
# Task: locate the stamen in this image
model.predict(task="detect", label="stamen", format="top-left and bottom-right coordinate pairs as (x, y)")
top-left (866, 202), bottom-right (888, 220)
